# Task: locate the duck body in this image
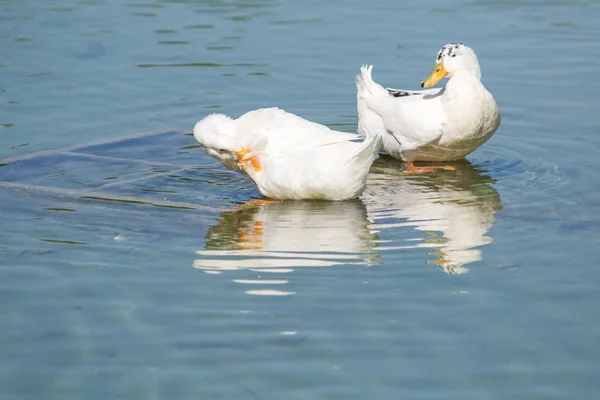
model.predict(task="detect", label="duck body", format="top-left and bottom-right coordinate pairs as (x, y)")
top-left (356, 43), bottom-right (500, 162)
top-left (193, 107), bottom-right (381, 201)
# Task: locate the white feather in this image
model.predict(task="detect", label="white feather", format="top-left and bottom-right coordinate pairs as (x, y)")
top-left (356, 44), bottom-right (500, 162)
top-left (193, 108), bottom-right (381, 201)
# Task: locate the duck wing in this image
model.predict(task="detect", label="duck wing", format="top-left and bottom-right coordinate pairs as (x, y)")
top-left (236, 107), bottom-right (359, 155)
top-left (356, 65), bottom-right (446, 151)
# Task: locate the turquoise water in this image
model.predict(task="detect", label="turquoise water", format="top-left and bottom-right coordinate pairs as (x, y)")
top-left (2, 0), bottom-right (600, 398)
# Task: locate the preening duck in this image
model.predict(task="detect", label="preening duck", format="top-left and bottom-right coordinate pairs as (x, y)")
top-left (356, 43), bottom-right (500, 173)
top-left (193, 107), bottom-right (381, 201)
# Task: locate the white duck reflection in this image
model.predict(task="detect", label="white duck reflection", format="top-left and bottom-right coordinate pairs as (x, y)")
top-left (194, 200), bottom-right (379, 294)
top-left (194, 157), bottom-right (501, 294)
top-left (362, 156), bottom-right (502, 274)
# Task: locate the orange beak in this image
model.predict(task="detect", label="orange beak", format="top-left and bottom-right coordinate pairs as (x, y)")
top-left (421, 63), bottom-right (448, 88)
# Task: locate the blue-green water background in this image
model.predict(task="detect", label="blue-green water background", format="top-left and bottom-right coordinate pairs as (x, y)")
top-left (2, 0), bottom-right (600, 398)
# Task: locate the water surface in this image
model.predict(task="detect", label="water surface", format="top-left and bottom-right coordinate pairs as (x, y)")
top-left (1, 0), bottom-right (600, 399)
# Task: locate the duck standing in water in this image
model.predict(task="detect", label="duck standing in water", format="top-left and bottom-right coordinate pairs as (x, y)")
top-left (193, 107), bottom-right (381, 201)
top-left (356, 43), bottom-right (500, 173)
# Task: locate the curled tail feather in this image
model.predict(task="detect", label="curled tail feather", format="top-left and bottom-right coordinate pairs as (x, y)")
top-left (351, 124), bottom-right (382, 161)
top-left (355, 65), bottom-right (389, 98)
top-left (356, 65), bottom-right (388, 142)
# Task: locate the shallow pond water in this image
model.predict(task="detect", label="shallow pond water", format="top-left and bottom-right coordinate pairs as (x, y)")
top-left (1, 0), bottom-right (600, 398)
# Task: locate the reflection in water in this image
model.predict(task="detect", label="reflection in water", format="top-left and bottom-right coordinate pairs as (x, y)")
top-left (363, 156), bottom-right (503, 274)
top-left (194, 200), bottom-right (379, 294)
top-left (194, 157), bottom-right (503, 294)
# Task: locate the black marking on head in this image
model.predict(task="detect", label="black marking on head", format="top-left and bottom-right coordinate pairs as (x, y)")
top-left (436, 43), bottom-right (464, 63)
top-left (388, 89), bottom-right (420, 98)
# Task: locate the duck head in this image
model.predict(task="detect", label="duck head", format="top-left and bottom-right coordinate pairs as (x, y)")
top-left (193, 114), bottom-right (243, 171)
top-left (421, 43), bottom-right (481, 88)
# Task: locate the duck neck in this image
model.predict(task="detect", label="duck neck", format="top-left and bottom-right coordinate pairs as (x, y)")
top-left (440, 71), bottom-right (490, 136)
top-left (443, 71), bottom-right (484, 101)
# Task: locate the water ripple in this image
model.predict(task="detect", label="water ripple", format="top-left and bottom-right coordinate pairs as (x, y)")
top-left (194, 199), bottom-right (380, 294)
top-left (193, 156), bottom-right (504, 290)
top-left (362, 156), bottom-right (503, 275)
top-left (135, 62), bottom-right (269, 68)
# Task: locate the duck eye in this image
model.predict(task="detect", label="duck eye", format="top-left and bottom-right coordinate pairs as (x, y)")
top-left (452, 54), bottom-right (456, 57)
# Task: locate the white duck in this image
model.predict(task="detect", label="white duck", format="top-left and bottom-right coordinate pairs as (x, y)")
top-left (193, 107), bottom-right (381, 201)
top-left (356, 43), bottom-right (500, 173)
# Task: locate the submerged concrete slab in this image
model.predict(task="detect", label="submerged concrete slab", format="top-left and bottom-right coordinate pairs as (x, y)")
top-left (0, 129), bottom-right (259, 213)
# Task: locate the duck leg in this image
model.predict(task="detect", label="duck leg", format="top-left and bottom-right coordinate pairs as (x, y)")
top-left (243, 199), bottom-right (282, 207)
top-left (231, 198), bottom-right (282, 214)
top-left (404, 161), bottom-right (456, 174)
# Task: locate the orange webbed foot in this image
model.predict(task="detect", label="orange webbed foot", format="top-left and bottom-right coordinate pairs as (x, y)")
top-left (235, 147), bottom-right (262, 172)
top-left (244, 199), bottom-right (282, 207)
top-left (404, 161), bottom-right (456, 174)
